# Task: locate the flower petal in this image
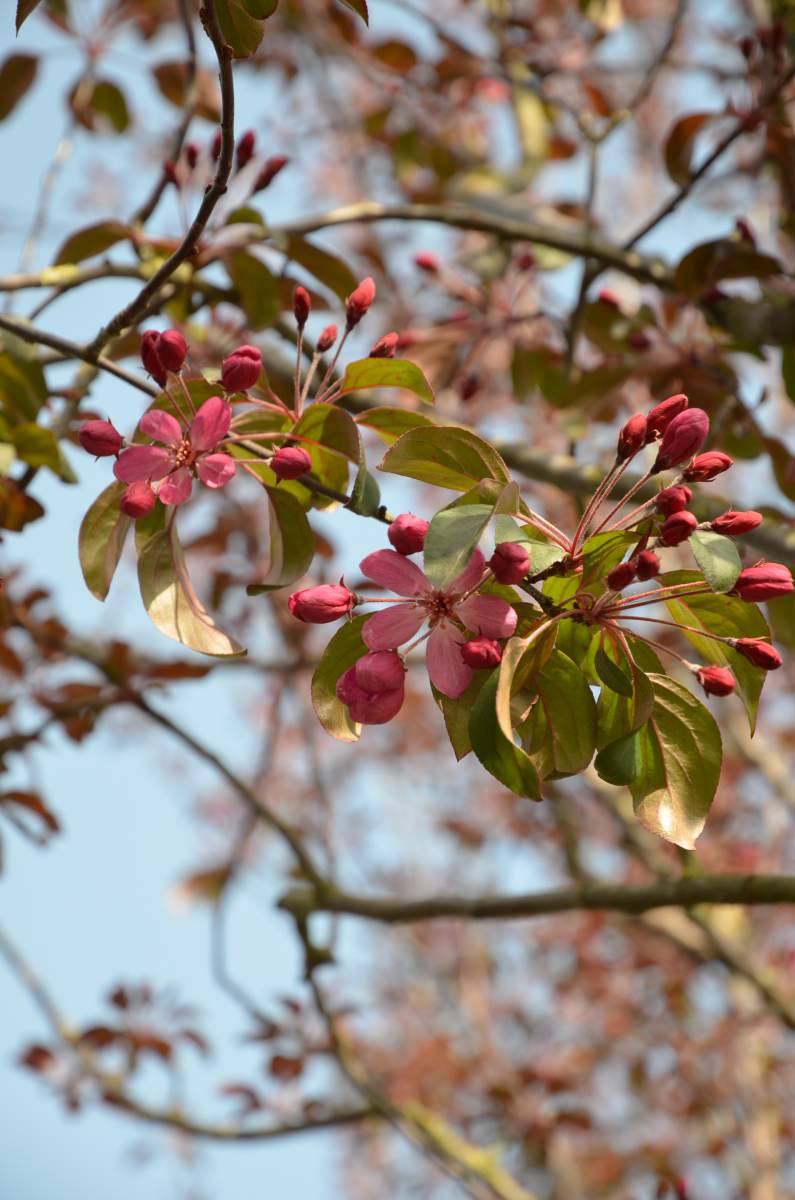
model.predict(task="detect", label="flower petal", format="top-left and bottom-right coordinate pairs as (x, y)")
top-left (359, 549), bottom-right (428, 597)
top-left (158, 467), bottom-right (193, 506)
top-left (113, 444), bottom-right (173, 483)
top-left (457, 594), bottom-right (517, 639)
top-left (426, 625), bottom-right (472, 698)
top-left (362, 603), bottom-right (425, 650)
top-left (197, 452), bottom-right (236, 489)
top-left (190, 395), bottom-right (231, 451)
top-left (138, 409), bottom-right (183, 446)
top-left (450, 547), bottom-right (486, 594)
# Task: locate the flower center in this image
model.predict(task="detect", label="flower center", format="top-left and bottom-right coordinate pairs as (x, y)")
top-left (423, 589), bottom-right (458, 627)
top-left (174, 436), bottom-right (195, 469)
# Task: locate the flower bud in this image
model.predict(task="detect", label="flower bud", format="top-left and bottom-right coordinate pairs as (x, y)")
top-left (288, 584), bottom-right (356, 624)
top-left (293, 286), bottom-right (311, 328)
top-left (79, 419), bottom-right (123, 457)
top-left (348, 684), bottom-right (405, 725)
top-left (696, 665), bottom-right (736, 697)
top-left (683, 451), bottom-right (733, 482)
top-left (489, 542), bottom-right (530, 584)
top-left (164, 160), bottom-right (180, 187)
top-left (414, 252), bottom-right (440, 272)
top-left (654, 485), bottom-right (692, 516)
top-left (731, 638), bottom-right (782, 670)
top-left (710, 509), bottom-right (762, 536)
top-left (652, 408), bottom-right (709, 472)
top-left (221, 344), bottom-right (262, 393)
top-left (120, 480), bottom-right (156, 519)
top-left (616, 413), bottom-right (648, 462)
top-left (634, 550), bottom-right (660, 580)
top-left (387, 513), bottom-right (428, 556)
top-left (658, 510), bottom-right (698, 546)
top-left (210, 129), bottom-right (222, 160)
top-left (354, 650), bottom-right (405, 693)
top-left (253, 154), bottom-right (288, 192)
top-left (155, 329), bottom-right (188, 373)
top-left (345, 277), bottom-right (376, 329)
top-left (516, 250), bottom-right (535, 271)
top-left (185, 142), bottom-right (199, 169)
top-left (597, 288), bottom-right (621, 309)
top-left (628, 330), bottom-right (651, 351)
top-left (271, 446), bottom-right (312, 480)
top-left (606, 560), bottom-right (637, 591)
top-left (316, 324), bottom-right (337, 353)
top-left (369, 332), bottom-right (399, 359)
top-left (461, 637), bottom-right (503, 669)
top-left (458, 373), bottom-right (480, 402)
top-left (732, 562), bottom-right (794, 602)
top-left (236, 129), bottom-right (256, 169)
top-left (140, 330), bottom-right (167, 387)
top-left (645, 393), bottom-right (689, 442)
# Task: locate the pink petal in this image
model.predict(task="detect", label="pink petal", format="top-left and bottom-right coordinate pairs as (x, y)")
top-left (113, 444), bottom-right (173, 483)
top-left (158, 467), bottom-right (193, 506)
top-left (426, 625), bottom-right (473, 698)
top-left (359, 549), bottom-right (428, 597)
top-left (456, 594), bottom-right (517, 639)
top-left (190, 395), bottom-right (231, 451)
top-left (362, 602), bottom-right (425, 650)
top-left (138, 409), bottom-right (183, 446)
top-left (197, 452), bottom-right (236, 489)
top-left (450, 547), bottom-right (486, 594)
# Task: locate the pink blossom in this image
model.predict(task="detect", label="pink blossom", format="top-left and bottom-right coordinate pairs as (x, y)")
top-left (358, 548), bottom-right (517, 698)
top-left (113, 396), bottom-right (235, 507)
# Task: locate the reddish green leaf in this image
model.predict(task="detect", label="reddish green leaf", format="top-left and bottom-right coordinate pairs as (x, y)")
top-left (54, 221), bottom-right (131, 266)
top-left (0, 54), bottom-right (38, 121)
top-left (79, 482), bottom-right (131, 602)
top-left (339, 358), bottom-right (434, 405)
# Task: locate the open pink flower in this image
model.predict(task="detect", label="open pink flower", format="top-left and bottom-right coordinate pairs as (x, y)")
top-left (359, 548), bottom-right (517, 698)
top-left (114, 396), bottom-right (235, 506)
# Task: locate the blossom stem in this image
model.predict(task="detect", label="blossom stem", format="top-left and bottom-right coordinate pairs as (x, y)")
top-left (294, 328), bottom-right (304, 417)
top-left (516, 511), bottom-right (571, 550)
top-left (605, 582), bottom-right (711, 614)
top-left (316, 329), bottom-right (350, 398)
top-left (176, 372), bottom-right (197, 416)
top-left (588, 466), bottom-right (656, 539)
top-left (299, 352), bottom-right (322, 409)
top-left (571, 459), bottom-right (626, 552)
top-left (610, 613), bottom-right (732, 643)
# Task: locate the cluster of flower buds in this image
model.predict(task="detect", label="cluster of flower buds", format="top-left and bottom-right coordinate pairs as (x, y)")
top-left (167, 127), bottom-right (288, 196)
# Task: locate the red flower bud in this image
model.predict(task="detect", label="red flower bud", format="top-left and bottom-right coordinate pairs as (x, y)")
top-left (414, 252), bottom-right (440, 272)
top-left (696, 665), bottom-right (736, 697)
top-left (210, 129), bottom-right (222, 160)
top-left (336, 666), bottom-right (404, 724)
top-left (388, 513), bottom-right (429, 556)
top-left (458, 373), bottom-right (480, 402)
top-left (606, 560), bottom-right (637, 591)
top-left (140, 330), bottom-right (167, 387)
top-left (253, 155), bottom-right (288, 192)
top-left (120, 480), bottom-right (156, 519)
top-left (369, 332), bottom-right (399, 359)
top-left (658, 510), bottom-right (698, 546)
top-left (461, 637), bottom-right (503, 669)
top-left (616, 413), bottom-right (648, 462)
top-left (683, 451), bottom-right (733, 482)
top-left (221, 344), bottom-right (262, 393)
top-left (489, 541), bottom-right (530, 585)
top-left (597, 288), bottom-right (621, 309)
top-left (164, 160), bottom-right (180, 187)
top-left (185, 142), bottom-right (199, 169)
top-left (731, 639), bottom-right (782, 670)
top-left (236, 129), bottom-right (256, 170)
top-left (345, 277), bottom-right (376, 329)
top-left (732, 562), bottom-right (794, 602)
top-left (271, 446), bottom-right (312, 480)
top-left (653, 408), bottom-right (709, 472)
top-left (710, 509), bottom-right (762, 536)
top-left (293, 286), bottom-right (311, 328)
top-left (79, 419), bottom-right (123, 457)
top-left (645, 393), bottom-right (689, 442)
top-left (288, 584), bottom-right (355, 624)
top-left (354, 650), bottom-right (405, 693)
top-left (654, 485), bottom-right (692, 516)
top-left (154, 329), bottom-right (188, 373)
top-left (316, 324), bottom-right (337, 353)
top-left (628, 330), bottom-right (651, 351)
top-left (516, 250), bottom-right (535, 271)
top-left (634, 549), bottom-right (660, 580)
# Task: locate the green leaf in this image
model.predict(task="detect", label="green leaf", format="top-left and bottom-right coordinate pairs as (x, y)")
top-left (689, 529), bottom-right (741, 594)
top-left (433, 675), bottom-right (488, 761)
top-left (240, 0), bottom-right (277, 16)
top-left (595, 641), bottom-right (654, 751)
top-left (225, 251), bottom-right (280, 329)
top-left (782, 346), bottom-right (795, 406)
top-left (10, 422), bottom-right (75, 480)
top-left (337, 0), bottom-right (368, 22)
top-left (469, 675), bottom-right (541, 798)
top-left (379, 426), bottom-right (512, 492)
top-left (138, 521), bottom-right (245, 657)
top-left (311, 616), bottom-right (368, 742)
top-left (347, 436), bottom-right (382, 517)
top-left (519, 649), bottom-right (597, 779)
top-left (494, 515), bottom-right (567, 573)
top-left (215, 0), bottom-right (265, 56)
top-left (16, 0), bottom-right (43, 33)
top-left (423, 504), bottom-right (493, 588)
top-left (595, 644), bottom-right (633, 696)
top-left (90, 80), bottom-right (130, 133)
top-left (295, 403), bottom-right (359, 460)
top-left (339, 359), bottom-right (435, 405)
top-left (0, 54), bottom-right (38, 121)
top-left (595, 730), bottom-right (644, 786)
top-left (79, 482), bottom-right (132, 602)
top-left (629, 673), bottom-right (722, 849)
top-left (674, 238), bottom-right (781, 298)
top-left (0, 351), bottom-right (46, 421)
top-left (247, 486), bottom-right (315, 592)
top-left (284, 236), bottom-right (357, 302)
top-left (579, 530), bottom-right (638, 589)
top-left (355, 406), bottom-right (436, 446)
top-left (53, 220), bottom-right (131, 266)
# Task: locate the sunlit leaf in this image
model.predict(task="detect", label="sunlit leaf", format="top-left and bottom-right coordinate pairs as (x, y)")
top-left (689, 530), bottom-right (741, 594)
top-left (311, 616), bottom-right (367, 742)
top-left (79, 482), bottom-right (132, 602)
top-left (339, 359), bottom-right (435, 405)
top-left (247, 486), bottom-right (314, 591)
top-left (379, 426), bottom-right (512, 492)
top-left (53, 220), bottom-right (131, 266)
